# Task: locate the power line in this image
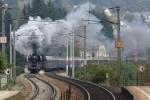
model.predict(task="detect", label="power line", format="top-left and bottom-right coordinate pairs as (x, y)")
top-left (57, 33), bottom-right (88, 39)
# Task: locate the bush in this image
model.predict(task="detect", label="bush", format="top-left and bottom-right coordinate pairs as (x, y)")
top-left (92, 70), bottom-right (106, 83)
top-left (0, 52), bottom-right (7, 72)
top-left (121, 63), bottom-right (137, 85)
top-left (75, 63), bottom-right (118, 85)
top-left (75, 62), bottom-right (139, 85)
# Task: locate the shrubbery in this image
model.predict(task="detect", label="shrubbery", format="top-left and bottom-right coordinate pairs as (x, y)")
top-left (75, 63), bottom-right (118, 85)
top-left (0, 52), bottom-right (7, 72)
top-left (75, 62), bottom-right (137, 86)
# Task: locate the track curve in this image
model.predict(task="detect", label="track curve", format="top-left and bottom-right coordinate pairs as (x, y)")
top-left (25, 75), bottom-right (39, 100)
top-left (46, 73), bottom-right (116, 100)
top-left (25, 75), bottom-right (57, 100)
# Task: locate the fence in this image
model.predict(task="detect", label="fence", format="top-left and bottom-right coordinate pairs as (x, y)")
top-left (0, 74), bottom-right (8, 89)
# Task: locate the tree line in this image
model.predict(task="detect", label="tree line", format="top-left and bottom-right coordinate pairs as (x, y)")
top-left (26, 0), bottom-right (67, 20)
top-left (0, 0), bottom-right (67, 72)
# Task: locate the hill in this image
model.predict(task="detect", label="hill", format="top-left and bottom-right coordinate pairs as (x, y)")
top-left (52, 0), bottom-right (150, 12)
top-left (6, 0), bottom-right (150, 16)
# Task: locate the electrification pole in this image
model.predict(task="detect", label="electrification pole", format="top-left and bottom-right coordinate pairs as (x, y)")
top-left (83, 25), bottom-right (87, 66)
top-left (1, 3), bottom-right (7, 55)
top-left (80, 25), bottom-right (87, 66)
top-left (12, 21), bottom-right (17, 79)
top-left (69, 33), bottom-right (72, 78)
top-left (116, 7), bottom-right (122, 78)
top-left (9, 24), bottom-right (13, 79)
top-left (72, 30), bottom-right (75, 78)
top-left (9, 24), bottom-right (12, 65)
top-left (66, 35), bottom-right (69, 76)
top-left (117, 7), bottom-right (121, 74)
top-left (83, 25), bottom-right (88, 79)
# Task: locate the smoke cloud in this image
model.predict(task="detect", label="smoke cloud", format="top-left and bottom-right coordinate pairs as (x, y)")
top-left (14, 3), bottom-right (104, 55)
top-left (14, 2), bottom-right (150, 58)
top-left (121, 14), bottom-right (150, 57)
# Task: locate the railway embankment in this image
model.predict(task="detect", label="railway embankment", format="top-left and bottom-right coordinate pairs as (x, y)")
top-left (5, 74), bottom-right (32, 100)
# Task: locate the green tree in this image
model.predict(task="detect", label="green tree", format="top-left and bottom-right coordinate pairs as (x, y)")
top-left (75, 63), bottom-right (119, 85)
top-left (30, 0), bottom-right (67, 20)
top-left (121, 63), bottom-right (137, 84)
top-left (0, 52), bottom-right (7, 72)
top-left (93, 9), bottom-right (114, 39)
top-left (30, 0), bottom-right (49, 18)
top-left (47, 0), bottom-right (67, 20)
top-left (92, 70), bottom-right (107, 83)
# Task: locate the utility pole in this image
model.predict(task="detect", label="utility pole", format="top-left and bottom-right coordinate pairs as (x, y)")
top-left (80, 25), bottom-right (87, 66)
top-left (115, 7), bottom-right (122, 83)
top-left (69, 33), bottom-right (72, 78)
top-left (83, 25), bottom-right (87, 66)
top-left (133, 43), bottom-right (139, 85)
top-left (9, 24), bottom-right (12, 65)
top-left (9, 24), bottom-right (13, 79)
top-left (71, 30), bottom-right (75, 78)
top-left (12, 21), bottom-right (17, 79)
top-left (66, 36), bottom-right (69, 76)
top-left (1, 3), bottom-right (7, 55)
top-left (117, 7), bottom-right (121, 75)
top-left (83, 25), bottom-right (88, 79)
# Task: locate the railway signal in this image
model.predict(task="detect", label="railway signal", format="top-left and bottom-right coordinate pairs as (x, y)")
top-left (4, 68), bottom-right (11, 75)
top-left (115, 39), bottom-right (123, 48)
top-left (138, 65), bottom-right (145, 72)
top-left (138, 65), bottom-right (145, 85)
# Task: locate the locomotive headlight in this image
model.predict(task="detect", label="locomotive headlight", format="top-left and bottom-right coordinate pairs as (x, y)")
top-left (24, 68), bottom-right (30, 74)
top-left (39, 70), bottom-right (45, 75)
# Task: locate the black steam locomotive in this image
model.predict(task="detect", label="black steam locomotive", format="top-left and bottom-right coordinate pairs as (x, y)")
top-left (25, 49), bottom-right (46, 74)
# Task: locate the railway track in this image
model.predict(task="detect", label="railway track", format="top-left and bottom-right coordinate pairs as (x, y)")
top-left (46, 73), bottom-right (116, 100)
top-left (25, 74), bottom-right (57, 100)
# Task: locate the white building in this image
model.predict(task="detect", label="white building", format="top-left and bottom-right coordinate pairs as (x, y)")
top-left (80, 50), bottom-right (92, 59)
top-left (96, 45), bottom-right (109, 58)
top-left (80, 45), bottom-right (109, 60)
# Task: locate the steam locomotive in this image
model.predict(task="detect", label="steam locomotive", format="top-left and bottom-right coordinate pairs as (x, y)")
top-left (25, 49), bottom-right (46, 74)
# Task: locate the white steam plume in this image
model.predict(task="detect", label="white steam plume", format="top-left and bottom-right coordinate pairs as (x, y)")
top-left (15, 2), bottom-right (150, 58)
top-left (14, 3), bottom-right (106, 55)
top-left (121, 16), bottom-right (150, 57)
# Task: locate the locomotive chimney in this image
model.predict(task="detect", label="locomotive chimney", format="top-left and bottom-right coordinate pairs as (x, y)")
top-left (32, 43), bottom-right (38, 54)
